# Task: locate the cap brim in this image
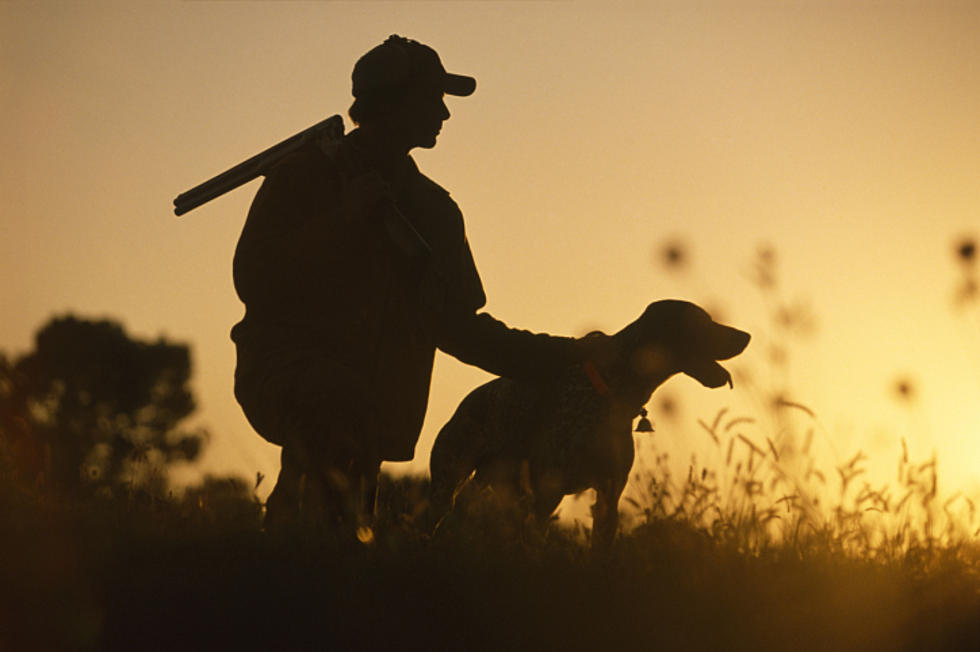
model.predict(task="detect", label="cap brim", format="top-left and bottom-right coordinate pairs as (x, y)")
top-left (444, 72), bottom-right (476, 96)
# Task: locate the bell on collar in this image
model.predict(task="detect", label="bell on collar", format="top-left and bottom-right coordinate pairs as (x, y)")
top-left (634, 408), bottom-right (655, 433)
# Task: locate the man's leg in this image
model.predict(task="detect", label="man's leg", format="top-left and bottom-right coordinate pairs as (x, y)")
top-left (263, 446), bottom-right (305, 533)
top-left (352, 456), bottom-right (381, 540)
top-left (264, 430), bottom-right (379, 536)
top-left (306, 443), bottom-right (381, 536)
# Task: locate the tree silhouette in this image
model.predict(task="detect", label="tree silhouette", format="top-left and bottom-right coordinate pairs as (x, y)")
top-left (0, 315), bottom-right (205, 494)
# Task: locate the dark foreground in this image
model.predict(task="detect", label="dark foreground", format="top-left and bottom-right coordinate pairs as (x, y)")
top-left (3, 475), bottom-right (980, 652)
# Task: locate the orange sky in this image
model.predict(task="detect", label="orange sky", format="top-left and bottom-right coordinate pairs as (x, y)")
top-left (2, 2), bottom-right (978, 502)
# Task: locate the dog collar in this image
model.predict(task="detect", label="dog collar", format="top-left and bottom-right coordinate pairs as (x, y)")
top-left (583, 360), bottom-right (609, 396)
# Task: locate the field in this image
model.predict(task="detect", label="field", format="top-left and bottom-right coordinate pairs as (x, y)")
top-left (4, 435), bottom-right (980, 652)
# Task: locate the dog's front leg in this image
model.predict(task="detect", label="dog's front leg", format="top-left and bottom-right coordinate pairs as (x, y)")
top-left (591, 487), bottom-right (620, 551)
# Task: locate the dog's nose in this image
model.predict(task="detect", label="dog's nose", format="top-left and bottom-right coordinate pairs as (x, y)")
top-left (717, 327), bottom-right (751, 360)
top-left (735, 329), bottom-right (751, 350)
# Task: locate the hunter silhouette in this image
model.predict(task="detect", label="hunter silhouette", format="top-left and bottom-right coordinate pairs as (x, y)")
top-left (231, 35), bottom-right (599, 534)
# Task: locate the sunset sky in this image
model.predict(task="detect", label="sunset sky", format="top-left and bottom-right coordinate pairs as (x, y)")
top-left (2, 2), bottom-right (978, 503)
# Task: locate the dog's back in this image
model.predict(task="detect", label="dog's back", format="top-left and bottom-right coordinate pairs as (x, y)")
top-left (429, 367), bottom-right (628, 525)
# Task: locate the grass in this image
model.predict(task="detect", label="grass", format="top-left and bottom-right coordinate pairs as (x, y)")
top-left (623, 405), bottom-right (979, 558)
top-left (3, 431), bottom-right (980, 652)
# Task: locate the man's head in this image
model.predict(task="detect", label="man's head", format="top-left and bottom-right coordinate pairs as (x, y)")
top-left (349, 35), bottom-right (475, 150)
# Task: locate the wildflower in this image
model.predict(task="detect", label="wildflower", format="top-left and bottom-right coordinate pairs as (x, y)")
top-left (956, 278), bottom-right (977, 304)
top-left (659, 240), bottom-right (688, 270)
top-left (893, 377), bottom-right (916, 403)
top-left (956, 238), bottom-right (976, 264)
top-left (752, 244), bottom-right (777, 289)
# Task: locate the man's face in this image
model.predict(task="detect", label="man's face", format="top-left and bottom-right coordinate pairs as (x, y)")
top-left (399, 85), bottom-right (451, 150)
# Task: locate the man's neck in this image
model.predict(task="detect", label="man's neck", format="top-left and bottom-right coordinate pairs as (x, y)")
top-left (351, 124), bottom-right (412, 162)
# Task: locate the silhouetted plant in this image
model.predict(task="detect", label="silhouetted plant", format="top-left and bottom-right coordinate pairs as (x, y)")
top-left (658, 239), bottom-right (689, 271)
top-left (179, 474), bottom-right (263, 530)
top-left (892, 376), bottom-right (918, 404)
top-left (953, 235), bottom-right (978, 308)
top-left (0, 315), bottom-right (205, 496)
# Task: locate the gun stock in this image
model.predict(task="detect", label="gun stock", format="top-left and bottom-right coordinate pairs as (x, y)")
top-left (173, 114), bottom-right (344, 216)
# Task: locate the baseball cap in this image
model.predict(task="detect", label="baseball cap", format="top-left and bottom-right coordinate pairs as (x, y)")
top-left (352, 35), bottom-right (476, 99)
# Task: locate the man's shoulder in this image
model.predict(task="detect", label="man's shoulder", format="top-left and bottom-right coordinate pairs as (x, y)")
top-left (405, 158), bottom-right (451, 199)
top-left (416, 171), bottom-right (452, 199)
top-left (409, 167), bottom-right (463, 234)
top-left (252, 141), bottom-right (351, 210)
top-left (272, 142), bottom-right (343, 179)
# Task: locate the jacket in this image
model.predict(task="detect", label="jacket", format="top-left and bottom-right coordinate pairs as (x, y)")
top-left (231, 129), bottom-right (580, 460)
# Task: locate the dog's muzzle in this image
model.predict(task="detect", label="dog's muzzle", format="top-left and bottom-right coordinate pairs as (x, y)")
top-left (684, 326), bottom-right (751, 389)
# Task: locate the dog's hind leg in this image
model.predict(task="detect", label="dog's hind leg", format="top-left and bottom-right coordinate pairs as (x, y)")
top-left (429, 421), bottom-right (485, 525)
top-left (429, 447), bottom-right (471, 526)
top-left (429, 383), bottom-right (502, 523)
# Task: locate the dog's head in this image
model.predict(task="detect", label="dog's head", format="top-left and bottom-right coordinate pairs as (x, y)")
top-left (620, 300), bottom-right (751, 389)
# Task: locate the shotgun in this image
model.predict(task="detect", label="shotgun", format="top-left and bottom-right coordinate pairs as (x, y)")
top-left (172, 113), bottom-right (431, 257)
top-left (172, 114), bottom-right (345, 216)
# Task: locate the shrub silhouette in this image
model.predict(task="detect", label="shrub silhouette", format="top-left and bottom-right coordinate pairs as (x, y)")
top-left (0, 315), bottom-right (204, 495)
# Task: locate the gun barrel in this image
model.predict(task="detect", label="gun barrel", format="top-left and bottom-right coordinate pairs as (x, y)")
top-left (173, 114), bottom-right (343, 216)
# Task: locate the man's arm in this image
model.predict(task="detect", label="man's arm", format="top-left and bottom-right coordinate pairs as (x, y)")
top-left (432, 227), bottom-right (594, 381)
top-left (438, 310), bottom-right (589, 381)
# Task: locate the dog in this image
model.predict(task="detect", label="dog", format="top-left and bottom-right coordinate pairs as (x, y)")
top-left (428, 300), bottom-right (750, 548)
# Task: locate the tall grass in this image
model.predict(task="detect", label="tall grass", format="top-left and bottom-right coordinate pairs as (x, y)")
top-left (618, 403), bottom-right (980, 558)
top-left (3, 435), bottom-right (980, 651)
